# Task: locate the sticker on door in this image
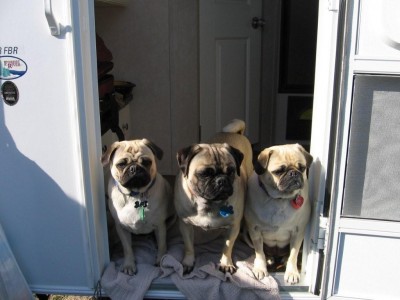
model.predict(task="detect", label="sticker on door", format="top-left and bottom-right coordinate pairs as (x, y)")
top-left (1, 81), bottom-right (19, 106)
top-left (0, 56), bottom-right (28, 80)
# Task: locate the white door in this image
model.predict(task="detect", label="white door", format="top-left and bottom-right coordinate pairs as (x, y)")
top-left (0, 0), bottom-right (107, 294)
top-left (315, 1), bottom-right (400, 298)
top-left (199, 0), bottom-right (262, 143)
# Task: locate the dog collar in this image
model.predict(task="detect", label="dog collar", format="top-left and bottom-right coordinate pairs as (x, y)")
top-left (258, 177), bottom-right (271, 197)
top-left (258, 177), bottom-right (304, 209)
top-left (115, 177), bottom-right (156, 198)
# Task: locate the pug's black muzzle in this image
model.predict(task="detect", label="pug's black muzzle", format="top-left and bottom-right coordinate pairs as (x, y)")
top-left (121, 164), bottom-right (151, 189)
top-left (278, 169), bottom-right (304, 193)
top-left (197, 175), bottom-right (234, 201)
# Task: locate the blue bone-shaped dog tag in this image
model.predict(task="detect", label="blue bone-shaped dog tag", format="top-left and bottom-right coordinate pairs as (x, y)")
top-left (219, 205), bottom-right (234, 218)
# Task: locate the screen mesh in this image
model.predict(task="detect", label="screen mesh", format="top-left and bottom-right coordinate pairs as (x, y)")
top-left (342, 75), bottom-right (400, 221)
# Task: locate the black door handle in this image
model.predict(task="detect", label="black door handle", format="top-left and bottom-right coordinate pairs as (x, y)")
top-left (252, 17), bottom-right (266, 29)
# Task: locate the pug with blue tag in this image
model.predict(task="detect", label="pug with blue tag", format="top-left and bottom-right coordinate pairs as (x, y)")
top-left (174, 119), bottom-right (253, 274)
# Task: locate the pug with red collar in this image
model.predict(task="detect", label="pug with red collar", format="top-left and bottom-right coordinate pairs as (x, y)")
top-left (244, 144), bottom-right (313, 284)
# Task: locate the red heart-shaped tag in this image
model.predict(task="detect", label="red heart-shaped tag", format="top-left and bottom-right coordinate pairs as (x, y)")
top-left (291, 195), bottom-right (304, 209)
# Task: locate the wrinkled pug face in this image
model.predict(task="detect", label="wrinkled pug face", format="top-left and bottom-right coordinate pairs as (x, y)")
top-left (102, 139), bottom-right (163, 190)
top-left (177, 143), bottom-right (243, 201)
top-left (255, 144), bottom-right (313, 195)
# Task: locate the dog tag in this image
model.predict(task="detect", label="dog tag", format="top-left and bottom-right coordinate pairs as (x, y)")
top-left (219, 205), bottom-right (234, 218)
top-left (291, 195), bottom-right (304, 209)
top-left (135, 200), bottom-right (148, 220)
top-left (134, 200), bottom-right (148, 208)
top-left (139, 206), bottom-right (145, 221)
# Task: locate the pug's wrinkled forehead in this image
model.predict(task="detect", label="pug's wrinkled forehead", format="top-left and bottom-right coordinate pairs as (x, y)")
top-left (101, 139), bottom-right (163, 167)
top-left (255, 144), bottom-right (313, 176)
top-left (177, 143), bottom-right (243, 178)
top-left (196, 143), bottom-right (234, 163)
top-left (115, 140), bottom-right (154, 159)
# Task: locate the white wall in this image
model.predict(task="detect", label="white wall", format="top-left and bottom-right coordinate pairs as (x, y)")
top-left (95, 0), bottom-right (199, 175)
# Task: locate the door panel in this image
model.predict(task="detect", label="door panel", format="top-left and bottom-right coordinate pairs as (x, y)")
top-left (0, 0), bottom-right (107, 294)
top-left (216, 39), bottom-right (248, 127)
top-left (322, 1), bottom-right (400, 298)
top-left (343, 75), bottom-right (400, 221)
top-left (334, 233), bottom-right (400, 298)
top-left (200, 0), bottom-right (262, 142)
top-left (357, 0), bottom-right (400, 59)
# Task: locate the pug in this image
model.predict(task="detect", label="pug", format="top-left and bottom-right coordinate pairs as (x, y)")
top-left (244, 143), bottom-right (313, 284)
top-left (101, 139), bottom-right (174, 275)
top-left (174, 119), bottom-right (253, 274)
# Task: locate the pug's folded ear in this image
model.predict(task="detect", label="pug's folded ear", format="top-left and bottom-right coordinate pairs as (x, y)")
top-left (224, 144), bottom-right (243, 176)
top-left (254, 148), bottom-right (273, 175)
top-left (142, 139), bottom-right (164, 160)
top-left (176, 144), bottom-right (202, 178)
top-left (295, 144), bottom-right (313, 168)
top-left (101, 141), bottom-right (122, 166)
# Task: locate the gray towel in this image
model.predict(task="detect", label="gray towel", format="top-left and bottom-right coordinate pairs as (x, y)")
top-left (101, 223), bottom-right (280, 299)
top-left (101, 234), bottom-right (161, 300)
top-left (160, 226), bottom-right (280, 300)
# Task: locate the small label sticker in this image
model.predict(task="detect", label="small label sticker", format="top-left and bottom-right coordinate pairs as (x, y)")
top-left (1, 81), bottom-right (19, 106)
top-left (0, 56), bottom-right (28, 80)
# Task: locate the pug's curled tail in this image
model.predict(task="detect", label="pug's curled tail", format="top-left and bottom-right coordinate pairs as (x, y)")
top-left (222, 119), bottom-right (246, 135)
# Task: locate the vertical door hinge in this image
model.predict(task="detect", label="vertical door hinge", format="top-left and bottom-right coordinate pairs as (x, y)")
top-left (317, 216), bottom-right (329, 251)
top-left (328, 0), bottom-right (339, 12)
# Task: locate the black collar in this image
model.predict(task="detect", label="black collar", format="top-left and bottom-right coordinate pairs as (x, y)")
top-left (115, 177), bottom-right (156, 198)
top-left (258, 177), bottom-right (275, 199)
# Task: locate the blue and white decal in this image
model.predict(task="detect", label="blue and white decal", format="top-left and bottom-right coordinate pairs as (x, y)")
top-left (0, 56), bottom-right (28, 80)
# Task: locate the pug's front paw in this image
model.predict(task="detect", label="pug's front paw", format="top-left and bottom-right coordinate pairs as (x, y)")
top-left (252, 256), bottom-right (268, 280)
top-left (284, 266), bottom-right (300, 284)
top-left (182, 254), bottom-right (195, 274)
top-left (120, 258), bottom-right (137, 276)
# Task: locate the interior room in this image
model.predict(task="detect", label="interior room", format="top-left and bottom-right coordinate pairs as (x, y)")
top-left (95, 0), bottom-right (318, 173)
top-left (94, 0), bottom-right (319, 295)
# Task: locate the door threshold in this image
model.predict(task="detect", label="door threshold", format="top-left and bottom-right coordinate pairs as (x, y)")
top-left (144, 272), bottom-right (315, 299)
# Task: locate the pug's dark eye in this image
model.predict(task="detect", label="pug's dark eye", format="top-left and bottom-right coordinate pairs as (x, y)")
top-left (116, 160), bottom-right (127, 169)
top-left (298, 165), bottom-right (306, 173)
top-left (226, 166), bottom-right (236, 176)
top-left (272, 166), bottom-right (286, 176)
top-left (141, 158), bottom-right (152, 167)
top-left (199, 167), bottom-right (215, 177)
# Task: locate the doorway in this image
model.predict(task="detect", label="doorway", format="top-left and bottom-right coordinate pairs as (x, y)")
top-left (259, 0), bottom-right (319, 151)
top-left (96, 0), bottom-right (321, 292)
top-left (199, 0), bottom-right (319, 152)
